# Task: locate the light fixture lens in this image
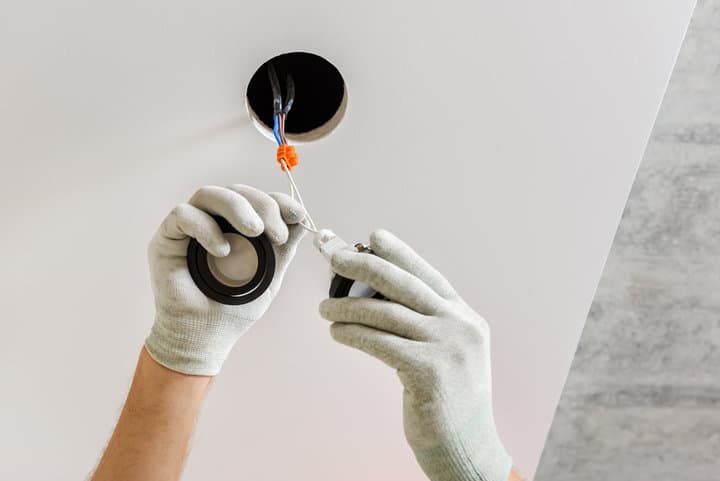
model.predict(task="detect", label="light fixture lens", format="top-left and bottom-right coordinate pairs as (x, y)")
top-left (348, 281), bottom-right (378, 298)
top-left (207, 234), bottom-right (259, 288)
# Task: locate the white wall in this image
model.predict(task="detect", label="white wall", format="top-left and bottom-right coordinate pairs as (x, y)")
top-left (0, 1), bottom-right (695, 479)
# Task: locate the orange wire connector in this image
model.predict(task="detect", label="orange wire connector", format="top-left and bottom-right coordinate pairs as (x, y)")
top-left (276, 144), bottom-right (298, 171)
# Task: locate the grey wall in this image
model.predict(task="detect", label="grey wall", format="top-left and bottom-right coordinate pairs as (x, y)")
top-left (535, 1), bottom-right (720, 479)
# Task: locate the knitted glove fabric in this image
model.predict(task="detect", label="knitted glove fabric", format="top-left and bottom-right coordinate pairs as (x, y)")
top-left (318, 229), bottom-right (512, 481)
top-left (145, 185), bottom-right (305, 376)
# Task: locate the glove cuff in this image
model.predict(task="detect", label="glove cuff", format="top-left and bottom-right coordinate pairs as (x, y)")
top-left (413, 415), bottom-right (512, 481)
top-left (144, 312), bottom-right (242, 376)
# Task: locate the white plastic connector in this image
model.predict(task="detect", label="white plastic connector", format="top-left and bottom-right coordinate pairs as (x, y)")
top-left (313, 229), bottom-right (348, 263)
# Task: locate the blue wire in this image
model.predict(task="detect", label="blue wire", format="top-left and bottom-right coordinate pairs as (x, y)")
top-left (272, 114), bottom-right (282, 145)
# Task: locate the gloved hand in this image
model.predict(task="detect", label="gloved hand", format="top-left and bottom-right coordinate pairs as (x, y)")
top-left (145, 185), bottom-right (306, 376)
top-left (318, 229), bottom-right (512, 481)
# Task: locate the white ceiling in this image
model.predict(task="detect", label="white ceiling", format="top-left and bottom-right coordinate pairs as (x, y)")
top-left (0, 1), bottom-right (695, 479)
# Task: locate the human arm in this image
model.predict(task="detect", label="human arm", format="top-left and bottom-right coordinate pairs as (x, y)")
top-left (318, 229), bottom-right (518, 481)
top-left (90, 348), bottom-right (211, 481)
top-left (90, 185), bottom-right (306, 481)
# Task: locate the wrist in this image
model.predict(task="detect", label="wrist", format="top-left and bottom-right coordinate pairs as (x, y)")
top-left (145, 311), bottom-right (239, 376)
top-left (131, 348), bottom-right (212, 409)
top-left (414, 436), bottom-right (511, 481)
top-left (412, 413), bottom-right (511, 481)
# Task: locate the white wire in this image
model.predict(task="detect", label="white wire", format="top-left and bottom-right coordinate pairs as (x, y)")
top-left (281, 159), bottom-right (318, 233)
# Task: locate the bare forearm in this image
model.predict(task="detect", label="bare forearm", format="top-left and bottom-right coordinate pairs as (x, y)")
top-left (91, 347), bottom-right (211, 481)
top-left (508, 468), bottom-right (524, 481)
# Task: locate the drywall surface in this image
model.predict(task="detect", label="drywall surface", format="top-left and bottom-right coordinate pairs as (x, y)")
top-left (0, 1), bottom-right (694, 479)
top-left (535, 1), bottom-right (720, 479)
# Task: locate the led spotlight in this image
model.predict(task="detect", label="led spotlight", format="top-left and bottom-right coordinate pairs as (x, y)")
top-left (187, 216), bottom-right (275, 305)
top-left (329, 243), bottom-right (386, 300)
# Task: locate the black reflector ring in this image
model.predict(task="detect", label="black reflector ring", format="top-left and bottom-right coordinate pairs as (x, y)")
top-left (187, 216), bottom-right (275, 305)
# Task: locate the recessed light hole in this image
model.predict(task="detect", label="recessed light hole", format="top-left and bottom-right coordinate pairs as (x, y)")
top-left (246, 52), bottom-right (347, 143)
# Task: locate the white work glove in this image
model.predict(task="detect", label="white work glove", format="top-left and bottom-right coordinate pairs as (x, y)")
top-left (318, 229), bottom-right (512, 481)
top-left (145, 185), bottom-right (306, 376)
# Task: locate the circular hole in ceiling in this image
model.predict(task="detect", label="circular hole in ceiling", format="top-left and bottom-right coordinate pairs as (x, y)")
top-left (246, 52), bottom-right (347, 143)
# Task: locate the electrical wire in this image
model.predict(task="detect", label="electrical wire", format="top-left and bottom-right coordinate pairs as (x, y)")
top-left (278, 113), bottom-right (317, 232)
top-left (268, 63), bottom-right (283, 115)
top-left (281, 158), bottom-right (318, 232)
top-left (268, 67), bottom-right (318, 233)
top-left (282, 75), bottom-right (295, 114)
top-left (278, 113), bottom-right (288, 144)
top-left (272, 114), bottom-right (282, 145)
